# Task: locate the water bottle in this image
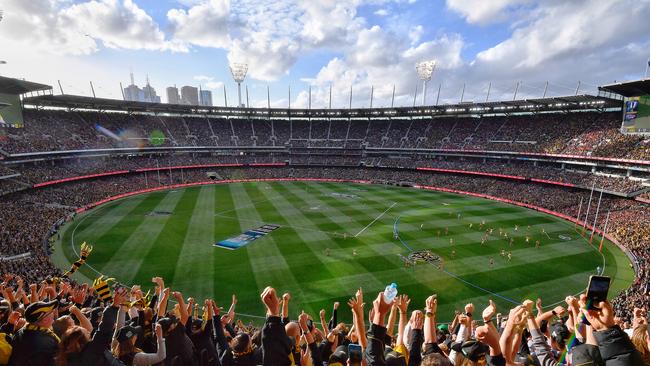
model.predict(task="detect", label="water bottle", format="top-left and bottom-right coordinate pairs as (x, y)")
top-left (383, 283), bottom-right (398, 303)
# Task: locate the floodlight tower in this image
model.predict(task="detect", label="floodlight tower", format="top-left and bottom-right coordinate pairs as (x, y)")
top-left (416, 60), bottom-right (436, 105)
top-left (229, 62), bottom-right (248, 107)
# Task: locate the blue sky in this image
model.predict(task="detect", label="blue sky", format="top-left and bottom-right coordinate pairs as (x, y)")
top-left (1, 0), bottom-right (649, 107)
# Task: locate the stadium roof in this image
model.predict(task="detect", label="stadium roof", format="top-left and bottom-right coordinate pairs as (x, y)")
top-left (22, 93), bottom-right (620, 119)
top-left (599, 79), bottom-right (650, 97)
top-left (0, 76), bottom-right (52, 95)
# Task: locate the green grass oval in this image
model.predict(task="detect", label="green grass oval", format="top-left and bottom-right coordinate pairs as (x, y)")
top-left (53, 181), bottom-right (635, 324)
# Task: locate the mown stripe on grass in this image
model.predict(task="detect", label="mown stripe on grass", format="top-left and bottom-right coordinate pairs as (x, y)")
top-left (132, 188), bottom-right (201, 285)
top-left (57, 195), bottom-right (148, 274)
top-left (212, 184), bottom-right (263, 308)
top-left (228, 183), bottom-right (315, 314)
top-left (74, 195), bottom-right (148, 240)
top-left (284, 182), bottom-right (428, 288)
top-left (101, 190), bottom-right (186, 284)
top-left (87, 193), bottom-right (166, 272)
top-left (172, 186), bottom-right (217, 298)
top-left (245, 183), bottom-right (338, 283)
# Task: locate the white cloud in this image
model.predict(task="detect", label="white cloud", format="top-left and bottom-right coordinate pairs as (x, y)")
top-left (295, 27), bottom-right (465, 108)
top-left (193, 75), bottom-right (214, 82)
top-left (408, 25), bottom-right (424, 44)
top-left (476, 1), bottom-right (650, 69)
top-left (374, 9), bottom-right (389, 16)
top-left (0, 0), bottom-right (181, 55)
top-left (446, 0), bottom-right (531, 25)
top-left (204, 81), bottom-right (225, 90)
top-left (444, 0), bottom-right (650, 103)
top-left (167, 0), bottom-right (230, 48)
top-left (192, 75), bottom-right (225, 90)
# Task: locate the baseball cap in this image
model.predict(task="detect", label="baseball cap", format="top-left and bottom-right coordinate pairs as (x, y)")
top-left (25, 300), bottom-right (58, 323)
top-left (459, 340), bottom-right (488, 362)
top-left (157, 316), bottom-right (178, 334)
top-left (329, 346), bottom-right (348, 365)
top-left (116, 325), bottom-right (142, 343)
top-left (551, 323), bottom-right (571, 348)
top-left (385, 350), bottom-right (406, 366)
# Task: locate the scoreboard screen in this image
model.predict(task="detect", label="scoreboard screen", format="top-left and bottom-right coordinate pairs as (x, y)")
top-left (621, 95), bottom-right (650, 134)
top-left (0, 93), bottom-right (23, 128)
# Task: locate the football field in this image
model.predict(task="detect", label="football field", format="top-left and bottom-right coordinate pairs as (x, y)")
top-left (53, 181), bottom-right (635, 323)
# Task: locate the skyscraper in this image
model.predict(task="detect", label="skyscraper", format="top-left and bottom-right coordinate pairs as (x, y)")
top-left (123, 73), bottom-right (160, 102)
top-left (166, 86), bottom-right (180, 104)
top-left (180, 86), bottom-right (199, 105)
top-left (142, 76), bottom-right (161, 103)
top-left (200, 90), bottom-right (213, 106)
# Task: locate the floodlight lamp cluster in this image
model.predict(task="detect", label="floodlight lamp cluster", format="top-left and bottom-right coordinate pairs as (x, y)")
top-left (229, 63), bottom-right (248, 83)
top-left (416, 60), bottom-right (436, 81)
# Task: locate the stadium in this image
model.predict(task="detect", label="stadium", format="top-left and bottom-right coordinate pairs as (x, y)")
top-left (0, 1), bottom-right (649, 365)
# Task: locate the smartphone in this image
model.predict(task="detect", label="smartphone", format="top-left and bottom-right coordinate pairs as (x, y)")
top-left (348, 343), bottom-right (363, 365)
top-left (586, 275), bottom-right (610, 310)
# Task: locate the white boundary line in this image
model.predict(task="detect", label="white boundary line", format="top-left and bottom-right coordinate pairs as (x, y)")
top-left (354, 202), bottom-right (397, 238)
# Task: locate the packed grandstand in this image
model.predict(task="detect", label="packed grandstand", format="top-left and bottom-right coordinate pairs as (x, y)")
top-left (0, 75), bottom-right (649, 366)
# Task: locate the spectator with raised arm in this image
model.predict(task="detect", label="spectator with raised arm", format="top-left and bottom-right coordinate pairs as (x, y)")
top-left (112, 323), bottom-right (166, 366)
top-left (364, 290), bottom-right (395, 366)
top-left (260, 287), bottom-right (291, 366)
top-left (54, 286), bottom-right (128, 366)
top-left (583, 300), bottom-right (644, 365)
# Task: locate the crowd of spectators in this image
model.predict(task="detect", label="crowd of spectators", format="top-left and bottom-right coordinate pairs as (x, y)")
top-left (2, 152), bottom-right (647, 196)
top-left (0, 270), bottom-right (647, 365)
top-left (3, 109), bottom-right (649, 161)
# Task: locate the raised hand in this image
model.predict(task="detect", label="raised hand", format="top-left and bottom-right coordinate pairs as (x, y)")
top-left (211, 299), bottom-right (223, 315)
top-left (410, 310), bottom-right (424, 330)
top-left (553, 305), bottom-right (566, 317)
top-left (374, 291), bottom-right (394, 315)
top-left (425, 294), bottom-right (437, 314)
top-left (172, 291), bottom-right (183, 301)
top-left (508, 306), bottom-right (527, 329)
top-left (152, 277), bottom-right (164, 289)
top-left (261, 286), bottom-right (280, 316)
top-left (396, 294), bottom-right (410, 314)
top-left (584, 300), bottom-right (615, 331)
top-left (8, 311), bottom-right (22, 326)
top-left (333, 302), bottom-right (339, 310)
top-left (347, 295), bottom-right (364, 315)
top-left (113, 286), bottom-right (128, 307)
top-left (565, 296), bottom-right (579, 310)
top-left (232, 294), bottom-right (238, 305)
top-left (522, 299), bottom-right (534, 313)
top-left (155, 323), bottom-right (163, 339)
top-left (298, 311), bottom-right (309, 331)
top-left (71, 286), bottom-right (87, 305)
top-left (633, 308), bottom-right (647, 327)
top-left (482, 299), bottom-right (497, 322)
top-left (464, 303), bottom-right (475, 315)
top-left (282, 292), bottom-right (291, 302)
top-left (320, 309), bottom-right (326, 319)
